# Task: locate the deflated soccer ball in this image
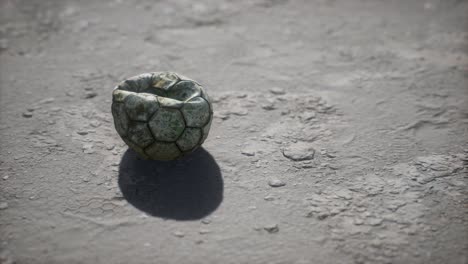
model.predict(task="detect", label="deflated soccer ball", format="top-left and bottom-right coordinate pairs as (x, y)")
top-left (111, 72), bottom-right (213, 160)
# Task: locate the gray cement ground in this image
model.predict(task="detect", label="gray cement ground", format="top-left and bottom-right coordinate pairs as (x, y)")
top-left (0, 0), bottom-right (467, 263)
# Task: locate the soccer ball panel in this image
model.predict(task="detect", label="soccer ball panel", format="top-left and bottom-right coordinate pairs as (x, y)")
top-left (124, 93), bottom-right (159, 122)
top-left (127, 121), bottom-right (155, 148)
top-left (181, 97), bottom-right (210, 127)
top-left (145, 141), bottom-right (181, 160)
top-left (151, 72), bottom-right (179, 90)
top-left (158, 96), bottom-right (184, 109)
top-left (176, 127), bottom-right (202, 152)
top-left (125, 73), bottom-right (153, 93)
top-left (111, 102), bottom-right (129, 137)
top-left (122, 137), bottom-right (150, 159)
top-left (148, 108), bottom-right (185, 142)
top-left (167, 81), bottom-right (201, 102)
top-left (112, 89), bottom-right (133, 103)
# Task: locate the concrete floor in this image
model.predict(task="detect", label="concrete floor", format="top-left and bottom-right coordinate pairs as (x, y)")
top-left (0, 0), bottom-right (467, 263)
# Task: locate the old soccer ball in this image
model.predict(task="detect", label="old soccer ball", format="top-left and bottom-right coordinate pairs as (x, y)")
top-left (111, 72), bottom-right (213, 160)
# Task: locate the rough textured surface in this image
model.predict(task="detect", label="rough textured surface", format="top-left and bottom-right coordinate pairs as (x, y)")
top-left (177, 128), bottom-right (202, 152)
top-left (0, 0), bottom-right (467, 264)
top-left (112, 71), bottom-right (213, 160)
top-left (282, 142), bottom-right (316, 161)
top-left (148, 108), bottom-right (185, 142)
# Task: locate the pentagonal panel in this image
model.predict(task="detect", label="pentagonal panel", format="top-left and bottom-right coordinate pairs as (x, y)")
top-left (111, 103), bottom-right (129, 137)
top-left (145, 141), bottom-right (181, 160)
top-left (181, 97), bottom-right (210, 127)
top-left (124, 93), bottom-right (159, 121)
top-left (122, 137), bottom-right (149, 159)
top-left (152, 72), bottom-right (179, 90)
top-left (127, 121), bottom-right (154, 148)
top-left (167, 81), bottom-right (201, 101)
top-left (158, 96), bottom-right (183, 109)
top-left (176, 128), bottom-right (202, 152)
top-left (148, 108), bottom-right (185, 141)
top-left (112, 89), bottom-right (133, 103)
top-left (200, 117), bottom-right (212, 144)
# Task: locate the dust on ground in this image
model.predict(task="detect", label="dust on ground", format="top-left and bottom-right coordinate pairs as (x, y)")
top-left (0, 0), bottom-right (467, 263)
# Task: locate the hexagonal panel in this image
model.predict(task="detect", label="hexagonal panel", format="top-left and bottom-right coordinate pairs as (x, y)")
top-left (124, 93), bottom-right (159, 121)
top-left (152, 72), bottom-right (179, 90)
top-left (158, 96), bottom-right (183, 109)
top-left (148, 108), bottom-right (185, 141)
top-left (200, 117), bottom-right (212, 144)
top-left (145, 141), bottom-right (181, 160)
top-left (127, 121), bottom-right (155, 148)
top-left (111, 102), bottom-right (129, 137)
top-left (176, 128), bottom-right (202, 152)
top-left (181, 97), bottom-right (210, 127)
top-left (167, 80), bottom-right (201, 101)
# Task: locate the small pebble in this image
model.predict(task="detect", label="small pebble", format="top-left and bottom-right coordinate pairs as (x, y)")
top-left (261, 99), bottom-right (276, 110)
top-left (201, 218), bottom-right (212, 224)
top-left (241, 149), bottom-right (255, 157)
top-left (353, 218), bottom-right (364, 225)
top-left (268, 179), bottom-right (286, 187)
top-left (106, 144), bottom-right (115, 150)
top-left (39, 97), bottom-right (55, 104)
top-left (84, 91), bottom-right (98, 99)
top-left (282, 143), bottom-right (315, 161)
top-left (367, 218), bottom-right (383, 226)
top-left (50, 107), bottom-right (62, 112)
top-left (264, 223), bottom-right (279, 233)
top-left (90, 120), bottom-right (101, 127)
top-left (199, 229), bottom-right (211, 234)
top-left (317, 212), bottom-right (330, 220)
top-left (300, 112), bottom-right (316, 121)
top-left (82, 143), bottom-right (95, 154)
top-left (2, 175), bottom-right (9, 180)
top-left (173, 231), bottom-right (185, 238)
top-left (0, 202), bottom-right (8, 210)
top-left (0, 38), bottom-right (9, 50)
top-left (22, 112), bottom-right (33, 118)
top-left (77, 131), bottom-right (88, 135)
top-left (269, 87), bottom-right (286, 95)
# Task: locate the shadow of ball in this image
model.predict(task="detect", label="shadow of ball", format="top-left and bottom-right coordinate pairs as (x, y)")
top-left (118, 147), bottom-right (223, 220)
